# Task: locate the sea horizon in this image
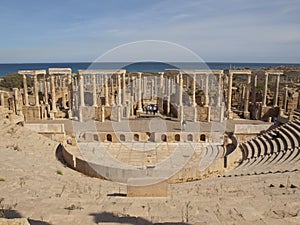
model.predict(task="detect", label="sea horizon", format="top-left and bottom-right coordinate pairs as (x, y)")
top-left (1, 61), bottom-right (300, 77)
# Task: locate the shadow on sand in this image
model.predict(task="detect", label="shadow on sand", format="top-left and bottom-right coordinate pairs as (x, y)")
top-left (1, 209), bottom-right (51, 225)
top-left (90, 212), bottom-right (192, 225)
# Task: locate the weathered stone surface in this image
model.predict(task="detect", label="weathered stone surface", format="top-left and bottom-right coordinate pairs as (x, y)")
top-left (0, 218), bottom-right (30, 225)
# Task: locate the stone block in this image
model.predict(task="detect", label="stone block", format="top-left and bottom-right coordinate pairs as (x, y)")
top-left (127, 177), bottom-right (168, 197)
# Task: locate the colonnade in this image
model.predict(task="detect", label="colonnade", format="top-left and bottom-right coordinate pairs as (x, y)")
top-left (12, 67), bottom-right (290, 122)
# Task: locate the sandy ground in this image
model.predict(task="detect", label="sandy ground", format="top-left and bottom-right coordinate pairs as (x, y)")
top-left (0, 121), bottom-right (300, 225)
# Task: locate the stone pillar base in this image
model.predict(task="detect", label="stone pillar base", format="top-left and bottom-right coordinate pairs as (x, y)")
top-left (101, 106), bottom-right (105, 122)
top-left (227, 110), bottom-right (234, 120)
top-left (207, 106), bottom-right (211, 122)
top-left (244, 111), bottom-right (250, 119)
top-left (78, 107), bottom-right (83, 122)
top-left (123, 105), bottom-right (130, 118)
top-left (177, 105), bottom-right (184, 122)
top-left (193, 106), bottom-right (197, 122)
top-left (136, 108), bottom-right (143, 117)
top-left (111, 106), bottom-right (122, 122)
top-left (50, 112), bottom-right (55, 120)
top-left (68, 110), bottom-right (72, 119)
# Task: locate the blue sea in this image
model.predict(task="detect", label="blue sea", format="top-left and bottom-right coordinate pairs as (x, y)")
top-left (0, 62), bottom-right (299, 77)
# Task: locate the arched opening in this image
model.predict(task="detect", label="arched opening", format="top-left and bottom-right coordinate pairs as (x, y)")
top-left (93, 134), bottom-right (99, 141)
top-left (175, 134), bottom-right (180, 142)
top-left (161, 134), bottom-right (167, 142)
top-left (200, 134), bottom-right (206, 142)
top-left (106, 134), bottom-right (112, 142)
top-left (187, 134), bottom-right (193, 142)
top-left (134, 134), bottom-right (139, 141)
top-left (120, 134), bottom-right (125, 142)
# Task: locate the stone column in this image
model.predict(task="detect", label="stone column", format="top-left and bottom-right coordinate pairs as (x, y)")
top-left (274, 74), bottom-right (280, 107)
top-left (159, 72), bottom-right (164, 113)
top-left (204, 73), bottom-right (209, 106)
top-left (240, 85), bottom-right (246, 110)
top-left (50, 75), bottom-right (57, 112)
top-left (244, 74), bottom-right (251, 119)
top-left (110, 77), bottom-right (115, 106)
top-left (22, 74), bottom-right (29, 106)
top-left (122, 72), bottom-right (126, 105)
top-left (143, 76), bottom-right (147, 98)
top-left (170, 77), bottom-right (174, 94)
top-left (150, 78), bottom-right (154, 100)
top-left (192, 73), bottom-right (197, 122)
top-left (167, 76), bottom-right (171, 115)
top-left (13, 88), bottom-right (18, 115)
top-left (92, 74), bottom-right (97, 107)
top-left (0, 91), bottom-right (4, 106)
top-left (154, 76), bottom-right (157, 97)
top-left (79, 73), bottom-right (85, 107)
top-left (262, 72), bottom-right (269, 107)
top-left (137, 72), bottom-right (143, 112)
top-left (251, 74), bottom-right (257, 104)
top-left (217, 72), bottom-right (222, 107)
top-left (192, 73), bottom-right (196, 106)
top-left (179, 72), bottom-right (183, 122)
top-left (117, 73), bottom-right (121, 106)
top-left (105, 75), bottom-right (109, 106)
top-left (227, 72), bottom-right (233, 114)
top-left (175, 74), bottom-right (180, 105)
top-left (101, 106), bottom-right (105, 122)
top-left (44, 75), bottom-right (48, 105)
top-left (179, 72), bottom-right (183, 106)
top-left (283, 85), bottom-right (288, 113)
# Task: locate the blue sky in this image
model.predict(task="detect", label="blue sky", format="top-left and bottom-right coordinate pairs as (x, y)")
top-left (0, 0), bottom-right (300, 63)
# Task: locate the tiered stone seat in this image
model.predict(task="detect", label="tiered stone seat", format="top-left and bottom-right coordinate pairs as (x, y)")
top-left (224, 119), bottom-right (300, 177)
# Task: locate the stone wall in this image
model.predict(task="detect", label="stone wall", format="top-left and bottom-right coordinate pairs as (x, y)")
top-left (197, 106), bottom-right (209, 121)
top-left (24, 123), bottom-right (65, 142)
top-left (22, 106), bottom-right (41, 121)
top-left (75, 131), bottom-right (224, 144)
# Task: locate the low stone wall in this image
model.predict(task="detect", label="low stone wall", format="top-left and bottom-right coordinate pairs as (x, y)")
top-left (60, 143), bottom-right (106, 179)
top-left (60, 141), bottom-right (226, 185)
top-left (234, 123), bottom-right (272, 143)
top-left (24, 123), bottom-right (65, 142)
